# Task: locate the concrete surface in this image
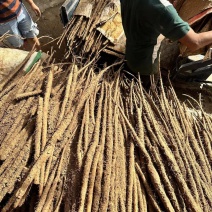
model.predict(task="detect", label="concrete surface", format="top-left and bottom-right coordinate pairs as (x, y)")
top-left (0, 48), bottom-right (28, 82)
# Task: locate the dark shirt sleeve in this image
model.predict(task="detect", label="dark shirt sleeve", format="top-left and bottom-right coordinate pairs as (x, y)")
top-left (158, 5), bottom-right (190, 41)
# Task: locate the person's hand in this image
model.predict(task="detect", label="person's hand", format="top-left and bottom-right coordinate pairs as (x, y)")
top-left (31, 3), bottom-right (41, 17)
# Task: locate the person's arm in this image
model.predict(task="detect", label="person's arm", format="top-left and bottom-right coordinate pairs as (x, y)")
top-left (179, 28), bottom-right (212, 52)
top-left (158, 5), bottom-right (212, 52)
top-left (24, 0), bottom-right (41, 17)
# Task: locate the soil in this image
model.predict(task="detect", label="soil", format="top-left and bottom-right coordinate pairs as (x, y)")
top-left (37, 6), bottom-right (67, 61)
top-left (173, 82), bottom-right (212, 114)
top-left (26, 1), bottom-right (67, 61)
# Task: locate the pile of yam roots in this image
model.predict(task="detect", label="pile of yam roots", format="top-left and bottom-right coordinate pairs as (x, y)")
top-left (59, 0), bottom-right (119, 58)
top-left (0, 54), bottom-right (212, 212)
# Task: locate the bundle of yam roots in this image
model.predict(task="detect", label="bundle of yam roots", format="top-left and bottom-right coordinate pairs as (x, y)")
top-left (0, 52), bottom-right (211, 212)
top-left (59, 0), bottom-right (123, 58)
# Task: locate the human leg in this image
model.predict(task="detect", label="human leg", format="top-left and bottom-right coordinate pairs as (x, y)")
top-left (0, 19), bottom-right (24, 48)
top-left (23, 36), bottom-right (40, 51)
top-left (17, 4), bottom-right (40, 51)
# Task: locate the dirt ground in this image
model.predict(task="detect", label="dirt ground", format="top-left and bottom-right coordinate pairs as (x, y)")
top-left (26, 1), bottom-right (67, 61)
top-left (37, 6), bottom-right (67, 60)
top-left (174, 84), bottom-right (212, 114)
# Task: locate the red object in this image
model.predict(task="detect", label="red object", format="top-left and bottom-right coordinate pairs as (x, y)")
top-left (188, 7), bottom-right (212, 25)
top-left (0, 0), bottom-right (22, 23)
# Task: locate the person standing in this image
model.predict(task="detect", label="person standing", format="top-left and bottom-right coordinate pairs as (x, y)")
top-left (0, 0), bottom-right (41, 50)
top-left (120, 0), bottom-right (212, 78)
